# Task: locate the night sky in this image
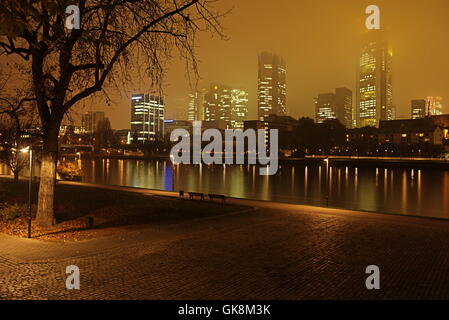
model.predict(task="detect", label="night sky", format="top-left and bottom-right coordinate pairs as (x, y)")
top-left (159, 0), bottom-right (449, 127)
top-left (4, 0), bottom-right (449, 129)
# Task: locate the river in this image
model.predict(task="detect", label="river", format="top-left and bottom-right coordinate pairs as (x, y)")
top-left (2, 159), bottom-right (448, 219)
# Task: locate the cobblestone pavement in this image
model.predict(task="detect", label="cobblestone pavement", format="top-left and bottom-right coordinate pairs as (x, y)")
top-left (1, 185), bottom-right (449, 300)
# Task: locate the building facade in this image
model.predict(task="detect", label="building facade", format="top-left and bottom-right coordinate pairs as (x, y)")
top-left (356, 31), bottom-right (393, 127)
top-left (81, 111), bottom-right (106, 134)
top-left (315, 88), bottom-right (352, 127)
top-left (130, 94), bottom-right (165, 143)
top-left (230, 89), bottom-right (249, 130)
top-left (258, 52), bottom-right (287, 120)
top-left (187, 89), bottom-right (206, 122)
top-left (204, 84), bottom-right (232, 127)
top-left (315, 93), bottom-right (336, 124)
top-left (244, 115), bottom-right (296, 156)
top-left (378, 118), bottom-right (444, 145)
top-left (411, 99), bottom-right (426, 119)
top-left (426, 96), bottom-right (443, 116)
top-left (335, 88), bottom-right (353, 128)
top-left (203, 84), bottom-right (248, 129)
top-left (164, 120), bottom-right (192, 138)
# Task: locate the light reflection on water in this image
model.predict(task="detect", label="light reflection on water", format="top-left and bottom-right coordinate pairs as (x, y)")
top-left (1, 159), bottom-right (448, 219)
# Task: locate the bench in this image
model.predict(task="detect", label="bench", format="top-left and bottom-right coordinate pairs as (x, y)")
top-left (208, 194), bottom-right (226, 203)
top-left (188, 192), bottom-right (205, 201)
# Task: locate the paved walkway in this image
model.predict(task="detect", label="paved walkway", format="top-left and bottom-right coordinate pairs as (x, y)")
top-left (1, 182), bottom-right (449, 299)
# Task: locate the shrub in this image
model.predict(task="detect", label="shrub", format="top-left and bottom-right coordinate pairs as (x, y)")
top-left (0, 183), bottom-right (6, 202)
top-left (0, 203), bottom-right (28, 221)
top-left (57, 161), bottom-right (82, 181)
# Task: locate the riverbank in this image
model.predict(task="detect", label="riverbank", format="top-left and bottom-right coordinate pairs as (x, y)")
top-left (0, 178), bottom-right (248, 242)
top-left (62, 153), bottom-right (449, 169)
top-left (280, 156), bottom-right (449, 169)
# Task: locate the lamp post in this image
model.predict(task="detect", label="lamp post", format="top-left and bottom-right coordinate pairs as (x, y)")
top-left (324, 158), bottom-right (329, 207)
top-left (20, 146), bottom-right (32, 238)
top-left (76, 152), bottom-right (82, 170)
top-left (170, 154), bottom-right (175, 192)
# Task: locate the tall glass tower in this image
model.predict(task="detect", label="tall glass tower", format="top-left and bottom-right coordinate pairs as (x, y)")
top-left (426, 96), bottom-right (443, 116)
top-left (258, 52), bottom-right (287, 121)
top-left (187, 89), bottom-right (206, 122)
top-left (356, 31), bottom-right (393, 127)
top-left (130, 94), bottom-right (165, 142)
top-left (230, 89), bottom-right (249, 130)
top-left (411, 99), bottom-right (426, 119)
top-left (204, 84), bottom-right (248, 129)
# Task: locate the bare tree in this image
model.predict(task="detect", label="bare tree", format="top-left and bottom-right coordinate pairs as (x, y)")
top-left (0, 0), bottom-right (224, 226)
top-left (0, 121), bottom-right (29, 183)
top-left (0, 69), bottom-right (37, 182)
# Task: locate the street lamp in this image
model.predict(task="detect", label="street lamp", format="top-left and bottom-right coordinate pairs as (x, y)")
top-left (324, 158), bottom-right (329, 207)
top-left (170, 154), bottom-right (176, 192)
top-left (20, 146), bottom-right (33, 239)
top-left (76, 152), bottom-right (82, 170)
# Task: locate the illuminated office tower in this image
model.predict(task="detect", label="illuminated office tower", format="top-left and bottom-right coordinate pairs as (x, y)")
top-left (187, 89), bottom-right (205, 121)
top-left (81, 111), bottom-right (105, 133)
top-left (204, 84), bottom-right (248, 129)
top-left (411, 99), bottom-right (426, 119)
top-left (258, 52), bottom-right (287, 120)
top-left (130, 94), bottom-right (165, 142)
top-left (335, 88), bottom-right (353, 128)
top-left (204, 84), bottom-right (232, 128)
top-left (356, 31), bottom-right (393, 127)
top-left (315, 88), bottom-right (352, 127)
top-left (315, 93), bottom-right (336, 124)
top-left (230, 89), bottom-right (249, 129)
top-left (426, 96), bottom-right (443, 116)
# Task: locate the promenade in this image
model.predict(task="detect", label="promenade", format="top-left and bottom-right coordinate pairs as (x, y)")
top-left (1, 182), bottom-right (449, 299)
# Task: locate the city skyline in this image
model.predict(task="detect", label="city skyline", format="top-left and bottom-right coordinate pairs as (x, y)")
top-left (59, 0), bottom-right (449, 130)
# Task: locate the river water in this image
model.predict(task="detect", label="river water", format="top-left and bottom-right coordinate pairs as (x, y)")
top-left (2, 159), bottom-right (448, 219)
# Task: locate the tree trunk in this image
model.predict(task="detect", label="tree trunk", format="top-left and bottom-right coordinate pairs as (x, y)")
top-left (35, 129), bottom-right (59, 227)
top-left (13, 171), bottom-right (19, 183)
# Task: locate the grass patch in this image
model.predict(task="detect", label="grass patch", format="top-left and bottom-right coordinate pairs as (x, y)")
top-left (0, 203), bottom-right (30, 221)
top-left (0, 178), bottom-right (247, 241)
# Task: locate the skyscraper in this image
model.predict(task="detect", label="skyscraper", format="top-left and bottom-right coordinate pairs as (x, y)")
top-left (314, 88), bottom-right (352, 127)
top-left (204, 84), bottom-right (248, 129)
top-left (335, 88), bottom-right (353, 128)
top-left (411, 99), bottom-right (426, 119)
top-left (81, 111), bottom-right (106, 134)
top-left (258, 52), bottom-right (287, 121)
top-left (426, 96), bottom-right (443, 116)
top-left (187, 89), bottom-right (206, 121)
top-left (315, 93), bottom-right (336, 124)
top-left (356, 31), bottom-right (393, 127)
top-left (230, 89), bottom-right (249, 130)
top-left (130, 94), bottom-right (165, 142)
top-left (204, 84), bottom-right (232, 127)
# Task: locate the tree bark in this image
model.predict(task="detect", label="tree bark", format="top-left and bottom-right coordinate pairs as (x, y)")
top-left (35, 128), bottom-right (59, 227)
